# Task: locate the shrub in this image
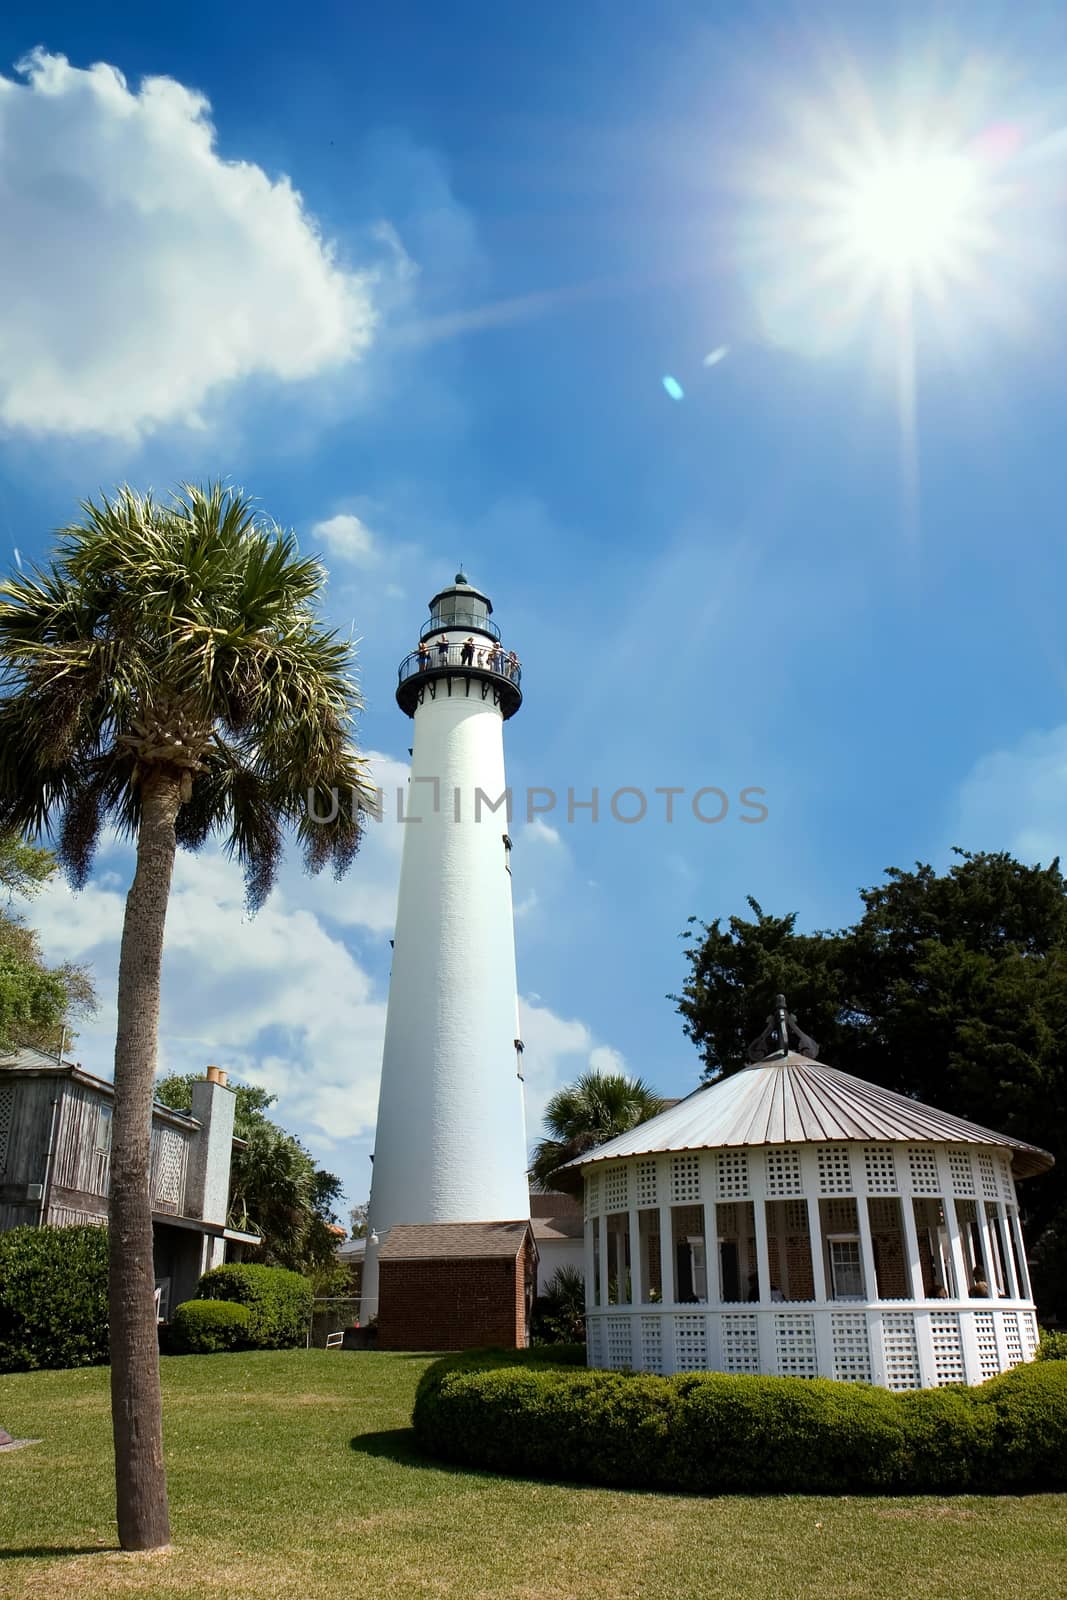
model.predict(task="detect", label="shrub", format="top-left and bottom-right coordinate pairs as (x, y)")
top-left (170, 1298), bottom-right (252, 1354)
top-left (197, 1262), bottom-right (312, 1348)
top-left (412, 1348), bottom-right (1067, 1495)
top-left (0, 1223), bottom-right (109, 1373)
top-left (1036, 1328), bottom-right (1067, 1361)
top-left (531, 1266), bottom-right (586, 1345)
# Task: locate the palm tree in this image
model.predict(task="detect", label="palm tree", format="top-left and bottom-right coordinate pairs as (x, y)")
top-left (530, 1069), bottom-right (665, 1195)
top-left (0, 484), bottom-right (366, 1550)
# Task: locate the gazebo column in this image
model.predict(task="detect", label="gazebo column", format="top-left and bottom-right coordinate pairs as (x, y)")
top-left (800, 1148), bottom-right (833, 1379)
top-left (628, 1206), bottom-right (643, 1308)
top-left (598, 1212), bottom-right (609, 1308)
top-left (855, 1194), bottom-right (887, 1387)
top-left (658, 1163), bottom-right (676, 1372)
top-left (584, 1218), bottom-right (597, 1310)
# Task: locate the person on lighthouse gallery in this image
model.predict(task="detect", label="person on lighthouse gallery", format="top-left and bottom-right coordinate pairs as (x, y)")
top-left (461, 636), bottom-right (476, 665)
top-left (418, 640), bottom-right (430, 670)
top-left (436, 636), bottom-right (449, 664)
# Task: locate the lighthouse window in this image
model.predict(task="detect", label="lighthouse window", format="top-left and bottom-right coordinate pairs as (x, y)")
top-left (502, 833), bottom-right (512, 874)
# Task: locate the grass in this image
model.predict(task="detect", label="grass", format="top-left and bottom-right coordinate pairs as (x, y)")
top-left (0, 1351), bottom-right (1065, 1600)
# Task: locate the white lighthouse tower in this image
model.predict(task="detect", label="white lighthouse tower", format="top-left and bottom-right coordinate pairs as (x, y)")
top-left (362, 575), bottom-right (530, 1323)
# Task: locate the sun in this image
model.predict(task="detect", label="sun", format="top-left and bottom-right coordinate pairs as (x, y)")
top-left (834, 143), bottom-right (986, 282)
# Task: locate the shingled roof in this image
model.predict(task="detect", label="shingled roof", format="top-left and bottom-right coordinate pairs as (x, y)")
top-left (377, 1220), bottom-right (532, 1261)
top-left (564, 1052), bottom-right (1053, 1179)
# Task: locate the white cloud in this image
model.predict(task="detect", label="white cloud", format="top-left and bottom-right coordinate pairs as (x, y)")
top-left (954, 724), bottom-right (1067, 864)
top-left (519, 996), bottom-right (628, 1146)
top-left (525, 818), bottom-right (562, 847)
top-left (310, 513), bottom-right (379, 566)
top-left (0, 50), bottom-right (379, 438)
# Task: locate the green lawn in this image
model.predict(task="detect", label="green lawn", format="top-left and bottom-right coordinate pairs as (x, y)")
top-left (1, 1351), bottom-right (1064, 1600)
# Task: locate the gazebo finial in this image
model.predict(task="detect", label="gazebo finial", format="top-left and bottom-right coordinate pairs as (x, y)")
top-left (747, 993), bottom-right (819, 1062)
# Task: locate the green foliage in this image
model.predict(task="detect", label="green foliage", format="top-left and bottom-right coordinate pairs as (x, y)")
top-left (197, 1263), bottom-right (313, 1349)
top-left (413, 1349), bottom-right (1067, 1494)
top-left (170, 1298), bottom-right (252, 1354)
top-left (154, 1071), bottom-right (343, 1274)
top-left (0, 1224), bottom-right (109, 1372)
top-left (1036, 1328), bottom-right (1067, 1361)
top-left (530, 1070), bottom-right (664, 1194)
top-left (673, 852), bottom-right (1067, 1320)
top-left (531, 1266), bottom-right (587, 1344)
top-left (0, 830), bottom-right (97, 1054)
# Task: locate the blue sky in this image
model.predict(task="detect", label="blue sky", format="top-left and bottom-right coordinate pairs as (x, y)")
top-left (3, 2), bottom-right (1067, 1214)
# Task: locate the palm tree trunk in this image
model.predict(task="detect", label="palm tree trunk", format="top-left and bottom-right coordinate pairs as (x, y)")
top-left (109, 765), bottom-right (180, 1551)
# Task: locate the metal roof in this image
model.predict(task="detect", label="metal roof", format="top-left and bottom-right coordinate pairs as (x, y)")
top-left (566, 1052), bottom-right (1053, 1179)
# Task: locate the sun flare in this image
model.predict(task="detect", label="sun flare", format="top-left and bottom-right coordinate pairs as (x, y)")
top-left (835, 144), bottom-right (985, 280)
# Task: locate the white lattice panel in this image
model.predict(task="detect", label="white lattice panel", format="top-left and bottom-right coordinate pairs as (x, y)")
top-left (720, 1313), bottom-right (760, 1373)
top-left (670, 1153), bottom-right (701, 1203)
top-left (605, 1316), bottom-right (632, 1370)
top-left (947, 1149), bottom-right (974, 1196)
top-left (585, 1173), bottom-right (600, 1218)
top-left (1020, 1311), bottom-right (1038, 1360)
top-left (155, 1129), bottom-right (184, 1205)
top-left (586, 1319), bottom-right (602, 1367)
top-left (765, 1147), bottom-right (803, 1196)
top-left (930, 1312), bottom-right (966, 1386)
top-left (998, 1155), bottom-right (1016, 1204)
top-left (716, 1149), bottom-right (749, 1200)
top-left (640, 1316), bottom-right (663, 1374)
top-left (635, 1159), bottom-right (658, 1208)
top-left (831, 1313), bottom-right (872, 1383)
top-left (774, 1313), bottom-right (818, 1378)
top-left (973, 1312), bottom-right (999, 1381)
top-left (673, 1314), bottom-right (707, 1370)
top-left (782, 1198), bottom-right (809, 1231)
top-left (976, 1152), bottom-right (998, 1200)
top-left (907, 1146), bottom-right (941, 1194)
top-left (1001, 1313), bottom-right (1024, 1367)
top-left (0, 1084), bottom-right (13, 1176)
top-left (816, 1146), bottom-right (853, 1194)
top-left (604, 1165), bottom-right (629, 1212)
top-left (863, 1145), bottom-right (898, 1194)
top-left (882, 1312), bottom-right (922, 1390)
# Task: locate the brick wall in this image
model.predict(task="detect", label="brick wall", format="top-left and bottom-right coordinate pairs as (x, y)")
top-left (378, 1241), bottom-right (533, 1351)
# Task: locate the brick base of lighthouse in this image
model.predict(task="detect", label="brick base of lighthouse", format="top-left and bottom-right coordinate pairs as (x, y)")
top-left (376, 1221), bottom-right (536, 1351)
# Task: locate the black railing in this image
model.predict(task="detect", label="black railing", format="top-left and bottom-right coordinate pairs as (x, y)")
top-left (398, 642), bottom-right (522, 690)
top-left (420, 610), bottom-right (501, 642)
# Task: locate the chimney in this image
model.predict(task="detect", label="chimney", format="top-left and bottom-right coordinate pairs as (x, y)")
top-left (186, 1065), bottom-right (237, 1226)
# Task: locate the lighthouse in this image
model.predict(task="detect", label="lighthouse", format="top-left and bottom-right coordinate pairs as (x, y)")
top-left (362, 575), bottom-right (534, 1347)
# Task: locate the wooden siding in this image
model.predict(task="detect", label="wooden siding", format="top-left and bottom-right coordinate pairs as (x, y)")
top-left (53, 1080), bottom-right (111, 1197)
top-left (0, 1075), bottom-right (57, 1187)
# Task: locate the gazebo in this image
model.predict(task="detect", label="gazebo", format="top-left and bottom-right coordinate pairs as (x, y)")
top-left (573, 1000), bottom-right (1051, 1389)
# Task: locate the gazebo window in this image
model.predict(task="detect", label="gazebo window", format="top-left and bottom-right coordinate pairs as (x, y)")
top-left (638, 1209), bottom-right (662, 1302)
top-left (984, 1202), bottom-right (1011, 1296)
top-left (1007, 1209), bottom-right (1031, 1297)
top-left (867, 1197), bottom-right (912, 1299)
top-left (671, 1204), bottom-right (707, 1302)
top-left (715, 1199), bottom-right (757, 1302)
top-left (954, 1198), bottom-right (989, 1294)
top-left (606, 1212), bottom-right (631, 1303)
top-left (819, 1199), bottom-right (865, 1299)
top-left (913, 1197), bottom-right (957, 1297)
top-left (764, 1199), bottom-right (814, 1301)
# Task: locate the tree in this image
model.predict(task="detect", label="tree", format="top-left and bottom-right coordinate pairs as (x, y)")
top-left (530, 1069), bottom-right (665, 1195)
top-left (348, 1200), bottom-right (370, 1238)
top-left (0, 832), bottom-right (96, 1054)
top-left (673, 850), bottom-right (1067, 1320)
top-left (0, 484), bottom-right (366, 1550)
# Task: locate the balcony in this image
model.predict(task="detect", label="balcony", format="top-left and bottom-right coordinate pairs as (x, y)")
top-left (397, 642), bottom-right (522, 719)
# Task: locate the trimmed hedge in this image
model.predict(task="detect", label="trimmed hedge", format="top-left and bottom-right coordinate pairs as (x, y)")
top-left (0, 1223), bottom-right (109, 1373)
top-left (197, 1263), bottom-right (312, 1349)
top-left (170, 1298), bottom-right (253, 1354)
top-left (413, 1349), bottom-right (1067, 1495)
top-left (1036, 1328), bottom-right (1067, 1361)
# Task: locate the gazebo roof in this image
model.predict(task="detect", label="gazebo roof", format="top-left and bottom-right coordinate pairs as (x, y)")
top-left (566, 1052), bottom-right (1054, 1179)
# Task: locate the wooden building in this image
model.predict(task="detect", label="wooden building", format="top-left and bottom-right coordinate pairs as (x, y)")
top-left (0, 1048), bottom-right (258, 1317)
